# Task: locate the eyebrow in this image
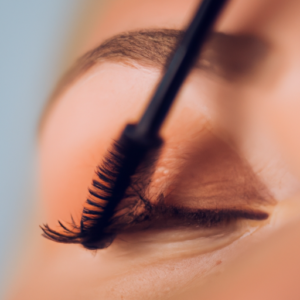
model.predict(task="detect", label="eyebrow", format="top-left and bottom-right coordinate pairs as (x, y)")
top-left (39, 29), bottom-right (268, 132)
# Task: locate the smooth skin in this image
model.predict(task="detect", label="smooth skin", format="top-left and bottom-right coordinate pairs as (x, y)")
top-left (9, 0), bottom-right (300, 299)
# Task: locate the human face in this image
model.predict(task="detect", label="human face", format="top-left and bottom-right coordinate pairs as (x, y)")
top-left (11, 0), bottom-right (300, 299)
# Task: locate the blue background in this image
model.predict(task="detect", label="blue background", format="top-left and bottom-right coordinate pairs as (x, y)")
top-left (0, 0), bottom-right (84, 297)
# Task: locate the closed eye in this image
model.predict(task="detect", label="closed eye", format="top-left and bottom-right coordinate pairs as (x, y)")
top-left (41, 130), bottom-right (273, 250)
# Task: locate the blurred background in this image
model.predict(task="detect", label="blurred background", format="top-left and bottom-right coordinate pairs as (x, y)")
top-left (0, 0), bottom-right (109, 297)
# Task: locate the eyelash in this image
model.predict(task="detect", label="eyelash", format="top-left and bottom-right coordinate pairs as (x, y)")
top-left (41, 142), bottom-right (130, 250)
top-left (42, 141), bottom-right (165, 250)
top-left (41, 141), bottom-right (269, 250)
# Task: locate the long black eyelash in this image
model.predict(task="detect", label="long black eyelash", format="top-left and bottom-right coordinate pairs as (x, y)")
top-left (41, 142), bottom-right (270, 250)
top-left (41, 141), bottom-right (152, 250)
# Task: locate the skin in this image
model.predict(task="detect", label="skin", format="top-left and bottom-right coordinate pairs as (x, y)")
top-left (8, 0), bottom-right (300, 299)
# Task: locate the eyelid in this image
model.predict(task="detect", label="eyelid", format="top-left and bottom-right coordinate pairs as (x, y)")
top-left (108, 214), bottom-right (265, 261)
top-left (104, 192), bottom-right (269, 234)
top-left (41, 95), bottom-right (274, 251)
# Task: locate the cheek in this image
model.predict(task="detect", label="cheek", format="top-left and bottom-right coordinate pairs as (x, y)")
top-left (34, 229), bottom-right (253, 300)
top-left (88, 254), bottom-right (224, 300)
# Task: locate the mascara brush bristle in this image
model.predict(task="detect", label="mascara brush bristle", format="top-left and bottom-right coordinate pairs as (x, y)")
top-left (80, 125), bottom-right (162, 249)
top-left (41, 0), bottom-right (227, 250)
top-left (41, 125), bottom-right (162, 250)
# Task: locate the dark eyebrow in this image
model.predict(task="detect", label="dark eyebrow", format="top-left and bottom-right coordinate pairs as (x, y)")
top-left (39, 29), bottom-right (268, 132)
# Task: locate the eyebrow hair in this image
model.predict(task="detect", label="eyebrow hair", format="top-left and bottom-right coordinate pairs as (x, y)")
top-left (39, 29), bottom-right (182, 131)
top-left (39, 29), bottom-right (267, 132)
top-left (53, 29), bottom-right (183, 99)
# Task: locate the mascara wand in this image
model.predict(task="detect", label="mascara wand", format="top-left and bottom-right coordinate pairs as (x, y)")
top-left (79, 0), bottom-right (228, 249)
top-left (40, 0), bottom-right (228, 249)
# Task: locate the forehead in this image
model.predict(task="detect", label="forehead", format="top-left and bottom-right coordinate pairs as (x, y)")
top-left (87, 0), bottom-right (297, 48)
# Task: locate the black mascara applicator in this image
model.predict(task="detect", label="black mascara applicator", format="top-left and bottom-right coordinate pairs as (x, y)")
top-left (41, 0), bottom-right (228, 249)
top-left (81, 0), bottom-right (228, 248)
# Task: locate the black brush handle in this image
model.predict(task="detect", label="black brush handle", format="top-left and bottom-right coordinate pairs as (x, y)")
top-left (104, 0), bottom-right (227, 229)
top-left (136, 0), bottom-right (227, 138)
top-left (86, 0), bottom-right (228, 248)
top-left (101, 124), bottom-right (162, 228)
top-left (84, 125), bottom-right (162, 249)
